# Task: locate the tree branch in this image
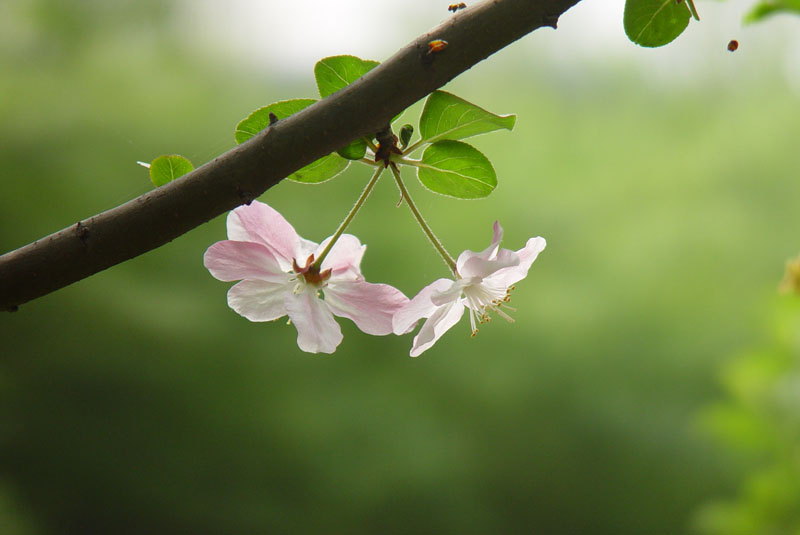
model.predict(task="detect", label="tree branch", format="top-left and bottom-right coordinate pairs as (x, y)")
top-left (0, 0), bottom-right (581, 311)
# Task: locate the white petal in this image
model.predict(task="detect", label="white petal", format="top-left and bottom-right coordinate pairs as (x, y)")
top-left (487, 236), bottom-right (546, 287)
top-left (456, 221), bottom-right (504, 274)
top-left (204, 240), bottom-right (288, 283)
top-left (284, 289), bottom-right (343, 354)
top-left (324, 280), bottom-right (409, 336)
top-left (227, 280), bottom-right (289, 321)
top-left (409, 298), bottom-right (465, 357)
top-left (226, 201), bottom-right (311, 265)
top-left (393, 278), bottom-right (456, 335)
top-left (457, 248), bottom-right (519, 279)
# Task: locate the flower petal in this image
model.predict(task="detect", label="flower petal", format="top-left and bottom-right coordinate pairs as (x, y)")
top-left (393, 278), bottom-right (456, 335)
top-left (204, 240), bottom-right (288, 283)
top-left (457, 248), bottom-right (519, 279)
top-left (284, 289), bottom-right (343, 354)
top-left (487, 236), bottom-right (546, 287)
top-left (226, 201), bottom-right (315, 266)
top-left (318, 234), bottom-right (365, 280)
top-left (324, 280), bottom-right (409, 336)
top-left (409, 298), bottom-right (465, 357)
top-left (456, 220), bottom-right (504, 274)
top-left (227, 280), bottom-right (289, 321)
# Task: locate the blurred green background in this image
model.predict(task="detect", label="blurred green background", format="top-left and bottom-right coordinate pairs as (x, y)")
top-left (2, 1), bottom-right (800, 533)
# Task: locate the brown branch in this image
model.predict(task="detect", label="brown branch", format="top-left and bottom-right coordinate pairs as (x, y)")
top-left (0, 0), bottom-right (581, 312)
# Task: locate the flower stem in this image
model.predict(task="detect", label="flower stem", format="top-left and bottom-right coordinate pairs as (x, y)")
top-left (313, 166), bottom-right (384, 269)
top-left (389, 164), bottom-right (458, 275)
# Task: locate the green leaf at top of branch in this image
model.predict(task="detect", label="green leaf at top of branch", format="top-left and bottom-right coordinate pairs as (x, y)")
top-left (416, 140), bottom-right (497, 199)
top-left (417, 91), bottom-right (515, 147)
top-left (745, 0), bottom-right (800, 23)
top-left (235, 98), bottom-right (349, 184)
top-left (314, 55), bottom-right (379, 98)
top-left (623, 0), bottom-right (693, 48)
top-left (149, 155), bottom-right (193, 187)
top-left (234, 99), bottom-right (316, 144)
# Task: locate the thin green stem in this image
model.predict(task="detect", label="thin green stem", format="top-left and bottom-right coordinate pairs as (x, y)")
top-left (402, 138), bottom-right (426, 156)
top-left (359, 157), bottom-right (380, 167)
top-left (364, 137), bottom-right (378, 153)
top-left (389, 164), bottom-right (458, 275)
top-left (313, 166), bottom-right (384, 269)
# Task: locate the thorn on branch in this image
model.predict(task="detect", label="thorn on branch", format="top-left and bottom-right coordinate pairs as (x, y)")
top-left (543, 14), bottom-right (558, 29)
top-left (268, 112), bottom-right (279, 126)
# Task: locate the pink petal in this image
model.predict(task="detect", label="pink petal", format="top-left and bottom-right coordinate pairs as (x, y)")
top-left (227, 280), bottom-right (289, 321)
top-left (204, 240), bottom-right (288, 283)
top-left (409, 298), bottom-right (465, 357)
top-left (487, 237), bottom-right (546, 287)
top-left (456, 221), bottom-right (504, 274)
top-left (226, 201), bottom-right (312, 265)
top-left (324, 280), bottom-right (409, 336)
top-left (318, 234), bottom-right (365, 280)
top-left (284, 289), bottom-right (343, 354)
top-left (393, 278), bottom-right (456, 335)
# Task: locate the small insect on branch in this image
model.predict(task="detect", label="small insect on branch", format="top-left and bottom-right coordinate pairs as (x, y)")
top-left (449, 3), bottom-right (467, 12)
top-left (427, 39), bottom-right (449, 55)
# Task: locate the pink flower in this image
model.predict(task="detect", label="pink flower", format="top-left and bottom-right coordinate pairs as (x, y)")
top-left (204, 201), bottom-right (409, 354)
top-left (393, 222), bottom-right (546, 357)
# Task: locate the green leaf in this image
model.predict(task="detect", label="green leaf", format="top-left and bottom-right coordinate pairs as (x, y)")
top-left (418, 91), bottom-right (515, 146)
top-left (337, 138), bottom-right (368, 160)
top-left (149, 155), bottom-right (193, 187)
top-left (289, 154), bottom-right (349, 184)
top-left (314, 55), bottom-right (379, 98)
top-left (623, 0), bottom-right (691, 48)
top-left (745, 0), bottom-right (800, 23)
top-left (235, 99), bottom-right (349, 183)
top-left (416, 140), bottom-right (496, 199)
top-left (234, 99), bottom-right (315, 144)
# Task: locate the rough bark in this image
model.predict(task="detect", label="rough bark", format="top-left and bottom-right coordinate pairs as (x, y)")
top-left (0, 0), bottom-right (581, 311)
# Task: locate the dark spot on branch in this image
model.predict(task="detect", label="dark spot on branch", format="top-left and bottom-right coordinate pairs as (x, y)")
top-left (7, 304), bottom-right (19, 313)
top-left (237, 187), bottom-right (255, 205)
top-left (269, 112), bottom-right (279, 126)
top-left (75, 221), bottom-right (90, 245)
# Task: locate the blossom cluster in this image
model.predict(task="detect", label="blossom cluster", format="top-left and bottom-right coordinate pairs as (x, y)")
top-left (204, 201), bottom-right (545, 356)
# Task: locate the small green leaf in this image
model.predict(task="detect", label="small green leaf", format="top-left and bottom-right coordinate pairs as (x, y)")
top-left (418, 91), bottom-right (515, 146)
top-left (289, 154), bottom-right (349, 184)
top-left (234, 99), bottom-right (315, 144)
top-left (399, 124), bottom-right (414, 149)
top-left (314, 55), bottom-right (379, 98)
top-left (235, 99), bottom-right (349, 183)
top-left (624, 0), bottom-right (691, 48)
top-left (417, 140), bottom-right (496, 199)
top-left (745, 0), bottom-right (800, 23)
top-left (337, 138), bottom-right (368, 160)
top-left (149, 155), bottom-right (193, 187)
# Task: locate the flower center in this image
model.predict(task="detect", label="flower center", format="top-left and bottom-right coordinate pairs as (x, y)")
top-left (291, 254), bottom-right (332, 292)
top-left (462, 280), bottom-right (517, 337)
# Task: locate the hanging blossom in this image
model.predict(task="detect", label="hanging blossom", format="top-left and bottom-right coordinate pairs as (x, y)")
top-left (204, 201), bottom-right (409, 354)
top-left (393, 222), bottom-right (546, 357)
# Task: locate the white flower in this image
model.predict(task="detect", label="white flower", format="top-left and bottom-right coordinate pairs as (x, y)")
top-left (204, 201), bottom-right (408, 354)
top-left (393, 222), bottom-right (545, 356)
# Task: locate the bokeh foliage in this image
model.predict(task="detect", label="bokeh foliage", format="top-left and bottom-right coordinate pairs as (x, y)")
top-left (1, 1), bottom-right (800, 533)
